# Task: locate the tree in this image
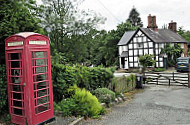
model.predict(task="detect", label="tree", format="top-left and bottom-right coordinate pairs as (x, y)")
top-left (178, 27), bottom-right (190, 43)
top-left (139, 54), bottom-right (155, 76)
top-left (127, 7), bottom-right (143, 27)
top-left (0, 0), bottom-right (44, 65)
top-left (161, 43), bottom-right (183, 67)
top-left (92, 21), bottom-right (137, 67)
top-left (41, 0), bottom-right (105, 64)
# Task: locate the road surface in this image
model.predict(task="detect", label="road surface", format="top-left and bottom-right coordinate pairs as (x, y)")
top-left (79, 85), bottom-right (190, 125)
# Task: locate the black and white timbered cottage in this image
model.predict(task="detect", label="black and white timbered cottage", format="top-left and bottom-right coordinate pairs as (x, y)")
top-left (118, 14), bottom-right (188, 69)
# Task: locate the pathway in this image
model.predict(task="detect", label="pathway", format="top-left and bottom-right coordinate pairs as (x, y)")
top-left (79, 85), bottom-right (190, 125)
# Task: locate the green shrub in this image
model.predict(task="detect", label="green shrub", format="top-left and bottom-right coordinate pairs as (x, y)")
top-left (52, 64), bottom-right (114, 102)
top-left (69, 85), bottom-right (104, 118)
top-left (154, 68), bottom-right (165, 72)
top-left (0, 65), bottom-right (8, 114)
top-left (54, 98), bottom-right (77, 116)
top-left (93, 88), bottom-right (115, 104)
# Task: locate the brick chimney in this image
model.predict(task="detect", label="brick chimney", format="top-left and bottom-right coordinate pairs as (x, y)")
top-left (147, 14), bottom-right (158, 31)
top-left (168, 20), bottom-right (177, 32)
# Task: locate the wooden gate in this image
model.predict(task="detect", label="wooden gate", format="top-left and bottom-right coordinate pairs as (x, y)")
top-left (145, 72), bottom-right (188, 87)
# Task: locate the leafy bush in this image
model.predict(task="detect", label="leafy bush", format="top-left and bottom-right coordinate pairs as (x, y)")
top-left (0, 65), bottom-right (8, 114)
top-left (52, 64), bottom-right (114, 102)
top-left (54, 85), bottom-right (104, 118)
top-left (111, 74), bottom-right (136, 93)
top-left (69, 85), bottom-right (104, 118)
top-left (154, 68), bottom-right (165, 72)
top-left (93, 88), bottom-right (115, 104)
top-left (54, 98), bottom-right (77, 116)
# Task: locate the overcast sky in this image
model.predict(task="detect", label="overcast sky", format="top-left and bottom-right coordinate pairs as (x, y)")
top-left (79, 0), bottom-right (190, 31)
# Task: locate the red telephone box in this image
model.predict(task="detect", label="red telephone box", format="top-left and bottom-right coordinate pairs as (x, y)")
top-left (5, 32), bottom-right (55, 125)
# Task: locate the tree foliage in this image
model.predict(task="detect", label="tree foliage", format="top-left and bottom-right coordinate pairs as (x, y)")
top-left (139, 54), bottom-right (155, 68)
top-left (41, 0), bottom-right (105, 64)
top-left (91, 21), bottom-right (137, 67)
top-left (127, 7), bottom-right (143, 27)
top-left (177, 27), bottom-right (190, 43)
top-left (0, 0), bottom-right (44, 64)
top-left (139, 54), bottom-right (155, 75)
top-left (161, 43), bottom-right (183, 67)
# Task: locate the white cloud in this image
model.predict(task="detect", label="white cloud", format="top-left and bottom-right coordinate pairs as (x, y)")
top-left (79, 0), bottom-right (190, 31)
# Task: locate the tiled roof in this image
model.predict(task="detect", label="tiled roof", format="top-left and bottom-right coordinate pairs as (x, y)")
top-left (140, 28), bottom-right (187, 43)
top-left (117, 28), bottom-right (187, 46)
top-left (117, 31), bottom-right (136, 45)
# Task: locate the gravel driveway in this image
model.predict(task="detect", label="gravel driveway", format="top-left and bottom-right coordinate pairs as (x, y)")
top-left (79, 85), bottom-right (190, 125)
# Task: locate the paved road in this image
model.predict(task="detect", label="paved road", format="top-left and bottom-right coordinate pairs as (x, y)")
top-left (114, 73), bottom-right (135, 77)
top-left (79, 85), bottom-right (190, 125)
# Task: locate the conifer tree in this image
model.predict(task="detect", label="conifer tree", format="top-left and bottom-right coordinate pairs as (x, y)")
top-left (127, 7), bottom-right (143, 27)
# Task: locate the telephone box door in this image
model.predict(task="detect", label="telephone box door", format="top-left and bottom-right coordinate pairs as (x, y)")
top-left (6, 50), bottom-right (26, 124)
top-left (30, 49), bottom-right (54, 124)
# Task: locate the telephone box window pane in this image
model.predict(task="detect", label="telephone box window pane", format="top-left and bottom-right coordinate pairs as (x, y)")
top-left (13, 100), bottom-right (22, 107)
top-left (37, 82), bottom-right (48, 90)
top-left (38, 104), bottom-right (48, 113)
top-left (32, 52), bottom-right (47, 58)
top-left (38, 96), bottom-right (47, 105)
top-left (11, 77), bottom-right (21, 84)
top-left (11, 61), bottom-right (20, 68)
top-left (33, 66), bottom-right (47, 74)
top-left (33, 59), bottom-right (47, 66)
top-left (13, 93), bottom-right (22, 100)
top-left (37, 89), bottom-right (47, 97)
top-left (11, 53), bottom-right (19, 60)
top-left (12, 85), bottom-right (21, 92)
top-left (33, 74), bottom-right (48, 82)
top-left (14, 108), bottom-right (22, 115)
top-left (11, 69), bottom-right (21, 76)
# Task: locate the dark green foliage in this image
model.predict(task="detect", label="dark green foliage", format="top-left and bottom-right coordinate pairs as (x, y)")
top-left (0, 65), bottom-right (8, 114)
top-left (127, 7), bottom-right (143, 27)
top-left (93, 88), bottom-right (116, 104)
top-left (139, 54), bottom-right (156, 68)
top-left (54, 98), bottom-right (77, 116)
top-left (154, 68), bottom-right (165, 72)
top-left (0, 0), bottom-right (44, 64)
top-left (92, 22), bottom-right (137, 67)
top-left (111, 74), bottom-right (136, 93)
top-left (178, 27), bottom-right (190, 43)
top-left (161, 43), bottom-right (183, 67)
top-left (139, 54), bottom-right (156, 76)
top-left (54, 85), bottom-right (104, 118)
top-left (52, 64), bottom-right (114, 102)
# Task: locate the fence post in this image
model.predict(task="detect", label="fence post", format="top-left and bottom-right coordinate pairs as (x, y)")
top-left (169, 79), bottom-right (170, 86)
top-left (157, 78), bottom-right (158, 85)
top-left (173, 72), bottom-right (174, 81)
top-left (188, 64), bottom-right (190, 88)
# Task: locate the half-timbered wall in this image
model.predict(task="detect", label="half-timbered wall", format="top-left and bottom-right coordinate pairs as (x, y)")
top-left (155, 43), bottom-right (164, 67)
top-left (127, 30), bottom-right (154, 68)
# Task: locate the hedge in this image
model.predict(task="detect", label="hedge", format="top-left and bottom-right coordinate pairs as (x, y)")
top-left (52, 64), bottom-right (115, 102)
top-left (0, 65), bottom-right (8, 114)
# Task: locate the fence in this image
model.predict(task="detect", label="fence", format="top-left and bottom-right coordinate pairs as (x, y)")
top-left (145, 72), bottom-right (188, 87)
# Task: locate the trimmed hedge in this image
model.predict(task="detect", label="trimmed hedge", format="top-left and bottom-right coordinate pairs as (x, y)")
top-left (52, 64), bottom-right (115, 102)
top-left (0, 65), bottom-right (8, 114)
